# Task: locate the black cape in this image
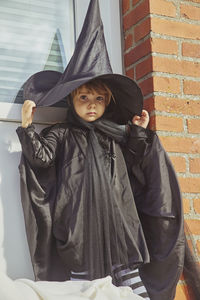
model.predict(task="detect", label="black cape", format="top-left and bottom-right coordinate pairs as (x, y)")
top-left (16, 121), bottom-right (185, 300)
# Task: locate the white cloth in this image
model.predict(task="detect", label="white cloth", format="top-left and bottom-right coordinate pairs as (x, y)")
top-left (0, 272), bottom-right (144, 300)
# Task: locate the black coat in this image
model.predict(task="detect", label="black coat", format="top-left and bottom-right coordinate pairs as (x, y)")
top-left (16, 123), bottom-right (185, 300)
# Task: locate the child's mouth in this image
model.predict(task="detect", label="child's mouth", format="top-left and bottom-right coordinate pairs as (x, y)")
top-left (87, 112), bottom-right (96, 115)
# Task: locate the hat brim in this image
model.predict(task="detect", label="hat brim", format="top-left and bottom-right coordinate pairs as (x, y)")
top-left (23, 71), bottom-right (143, 124)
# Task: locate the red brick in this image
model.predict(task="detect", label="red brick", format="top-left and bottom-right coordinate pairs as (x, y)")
top-left (139, 77), bottom-right (154, 96)
top-left (123, 0), bottom-right (149, 30)
top-left (153, 56), bottom-right (200, 77)
top-left (175, 283), bottom-right (190, 300)
top-left (125, 67), bottom-right (134, 79)
top-left (190, 158), bottom-right (200, 173)
top-left (132, 0), bottom-right (140, 6)
top-left (134, 17), bottom-right (151, 42)
top-left (197, 240), bottom-right (200, 257)
top-left (150, 115), bottom-right (183, 132)
top-left (186, 240), bottom-right (197, 255)
top-left (170, 156), bottom-right (187, 173)
top-left (143, 97), bottom-right (155, 113)
top-left (178, 177), bottom-right (200, 193)
top-left (193, 198), bottom-right (200, 213)
top-left (150, 0), bottom-right (177, 17)
top-left (182, 198), bottom-right (190, 214)
top-left (182, 42), bottom-right (200, 58)
top-left (122, 0), bottom-right (130, 14)
top-left (159, 136), bottom-right (200, 154)
top-left (153, 76), bottom-right (180, 94)
top-left (136, 56), bottom-right (152, 79)
top-left (185, 218), bottom-right (200, 234)
top-left (124, 38), bottom-right (151, 67)
top-left (151, 37), bottom-right (178, 55)
top-left (192, 139), bottom-right (200, 153)
top-left (184, 80), bottom-right (200, 95)
top-left (181, 3), bottom-right (200, 21)
top-left (149, 115), bottom-right (156, 130)
top-left (187, 119), bottom-right (200, 134)
top-left (125, 33), bottom-right (133, 51)
top-left (151, 18), bottom-right (200, 40)
top-left (153, 96), bottom-right (200, 116)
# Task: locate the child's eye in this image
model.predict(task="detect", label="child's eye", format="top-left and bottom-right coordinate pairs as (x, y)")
top-left (80, 95), bottom-right (88, 101)
top-left (96, 96), bottom-right (105, 101)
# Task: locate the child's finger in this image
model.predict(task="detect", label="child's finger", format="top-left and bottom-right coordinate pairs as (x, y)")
top-left (21, 100), bottom-right (36, 128)
top-left (141, 109), bottom-right (148, 117)
top-left (141, 110), bottom-right (149, 122)
top-left (23, 100), bottom-right (36, 109)
top-left (134, 117), bottom-right (140, 121)
top-left (132, 115), bottom-right (140, 122)
top-left (23, 101), bottom-right (36, 114)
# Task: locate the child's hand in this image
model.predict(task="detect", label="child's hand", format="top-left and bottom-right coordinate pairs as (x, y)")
top-left (22, 100), bottom-right (36, 128)
top-left (132, 109), bottom-right (149, 129)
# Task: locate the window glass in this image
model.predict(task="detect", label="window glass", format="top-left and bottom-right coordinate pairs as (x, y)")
top-left (0, 0), bottom-right (75, 103)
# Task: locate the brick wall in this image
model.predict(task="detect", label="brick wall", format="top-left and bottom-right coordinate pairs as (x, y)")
top-left (122, 0), bottom-right (200, 299)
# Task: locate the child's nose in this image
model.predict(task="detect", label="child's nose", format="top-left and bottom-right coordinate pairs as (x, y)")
top-left (88, 100), bottom-right (96, 108)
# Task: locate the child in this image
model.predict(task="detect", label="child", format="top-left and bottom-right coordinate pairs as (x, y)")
top-left (16, 78), bottom-right (185, 300)
top-left (17, 79), bottom-right (151, 299)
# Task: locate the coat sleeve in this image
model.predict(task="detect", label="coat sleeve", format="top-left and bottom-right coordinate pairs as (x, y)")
top-left (16, 124), bottom-right (63, 168)
top-left (123, 124), bottom-right (185, 300)
top-left (16, 124), bottom-right (69, 281)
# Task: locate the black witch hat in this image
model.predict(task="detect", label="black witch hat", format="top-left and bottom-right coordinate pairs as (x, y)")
top-left (23, 0), bottom-right (143, 124)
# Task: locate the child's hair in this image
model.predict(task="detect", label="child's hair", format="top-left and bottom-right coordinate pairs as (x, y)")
top-left (71, 79), bottom-right (113, 106)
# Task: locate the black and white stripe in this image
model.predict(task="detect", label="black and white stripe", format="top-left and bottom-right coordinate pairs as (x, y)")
top-left (70, 271), bottom-right (88, 281)
top-left (113, 266), bottom-right (150, 299)
top-left (70, 266), bottom-right (150, 300)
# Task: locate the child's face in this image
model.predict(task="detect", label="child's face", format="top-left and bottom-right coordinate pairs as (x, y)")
top-left (73, 86), bottom-right (106, 122)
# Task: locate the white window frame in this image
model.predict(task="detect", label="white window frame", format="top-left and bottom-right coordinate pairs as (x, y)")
top-left (0, 0), bottom-right (123, 124)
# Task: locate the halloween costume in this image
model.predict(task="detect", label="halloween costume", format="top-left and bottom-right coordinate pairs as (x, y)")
top-left (16, 117), bottom-right (185, 300)
top-left (16, 0), bottom-right (200, 299)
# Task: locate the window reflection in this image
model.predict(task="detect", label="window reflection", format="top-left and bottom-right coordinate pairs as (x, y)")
top-left (0, 0), bottom-right (75, 103)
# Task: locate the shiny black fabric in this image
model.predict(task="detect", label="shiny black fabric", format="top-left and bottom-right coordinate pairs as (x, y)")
top-left (183, 224), bottom-right (200, 300)
top-left (58, 107), bottom-right (150, 282)
top-left (16, 119), bottom-right (185, 300)
top-left (124, 132), bottom-right (185, 299)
